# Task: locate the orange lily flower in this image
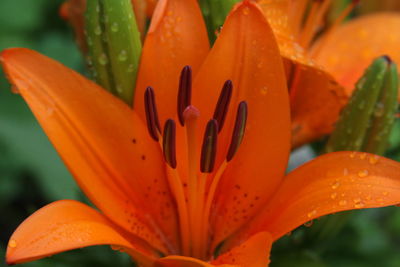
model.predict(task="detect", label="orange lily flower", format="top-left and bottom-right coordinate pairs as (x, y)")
top-left (3, 1), bottom-right (400, 266)
top-left (257, 0), bottom-right (400, 147)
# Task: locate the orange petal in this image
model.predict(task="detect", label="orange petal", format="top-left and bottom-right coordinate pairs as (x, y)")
top-left (289, 62), bottom-right (348, 148)
top-left (212, 232), bottom-right (272, 267)
top-left (1, 48), bottom-right (178, 254)
top-left (156, 232), bottom-right (272, 267)
top-left (192, 1), bottom-right (290, 249)
top-left (134, 0), bottom-right (209, 123)
top-left (242, 151), bottom-right (400, 241)
top-left (257, 0), bottom-right (348, 147)
top-left (312, 13), bottom-right (400, 100)
top-left (6, 200), bottom-right (156, 265)
top-left (146, 0), bottom-right (158, 17)
top-left (131, 0), bottom-right (148, 39)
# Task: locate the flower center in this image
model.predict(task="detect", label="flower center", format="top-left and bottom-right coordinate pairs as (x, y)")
top-left (144, 66), bottom-right (248, 259)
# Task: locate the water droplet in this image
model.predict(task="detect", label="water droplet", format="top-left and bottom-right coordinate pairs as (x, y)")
top-left (359, 153), bottom-right (367, 160)
top-left (242, 6), bottom-right (250, 15)
top-left (116, 85), bottom-right (123, 94)
top-left (339, 200), bottom-right (347, 206)
top-left (350, 152), bottom-right (356, 158)
top-left (118, 50), bottom-right (128, 61)
top-left (304, 220), bottom-right (313, 227)
top-left (94, 26), bottom-right (102, 35)
top-left (307, 210), bottom-right (317, 218)
top-left (358, 170), bottom-right (368, 178)
top-left (331, 180), bottom-right (340, 189)
top-left (383, 191), bottom-right (389, 196)
top-left (343, 168), bottom-right (349, 176)
top-left (374, 102), bottom-right (384, 117)
top-left (354, 198), bottom-right (365, 208)
top-left (98, 53), bottom-right (108, 65)
top-left (369, 155), bottom-right (379, 165)
top-left (127, 64), bottom-right (135, 73)
top-left (9, 240), bottom-right (17, 248)
top-left (330, 192), bottom-right (338, 199)
top-left (260, 86), bottom-right (268, 95)
top-left (111, 22), bottom-right (119, 32)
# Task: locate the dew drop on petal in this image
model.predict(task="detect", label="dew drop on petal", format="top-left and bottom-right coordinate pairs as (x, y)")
top-left (9, 240), bottom-right (17, 248)
top-left (330, 192), bottom-right (338, 199)
top-left (358, 170), bottom-right (369, 178)
top-left (339, 200), bottom-right (347, 206)
top-left (307, 210), bottom-right (317, 218)
top-left (369, 155), bottom-right (379, 165)
top-left (331, 180), bottom-right (340, 189)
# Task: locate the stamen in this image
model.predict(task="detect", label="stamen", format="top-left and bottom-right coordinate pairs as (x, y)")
top-left (200, 119), bottom-right (218, 173)
top-left (213, 80), bottom-right (233, 133)
top-left (163, 119), bottom-right (177, 168)
top-left (178, 66), bottom-right (192, 126)
top-left (227, 101), bottom-right (248, 162)
top-left (300, 0), bottom-right (332, 49)
top-left (144, 86), bottom-right (161, 141)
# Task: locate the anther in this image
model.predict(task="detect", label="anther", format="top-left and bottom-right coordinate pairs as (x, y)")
top-left (213, 80), bottom-right (233, 133)
top-left (177, 66), bottom-right (192, 126)
top-left (144, 87), bottom-right (161, 141)
top-left (163, 119), bottom-right (177, 169)
top-left (200, 119), bottom-right (218, 173)
top-left (227, 101), bottom-right (248, 162)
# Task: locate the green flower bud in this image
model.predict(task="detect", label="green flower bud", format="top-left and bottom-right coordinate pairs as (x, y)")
top-left (326, 56), bottom-right (398, 155)
top-left (200, 0), bottom-right (240, 44)
top-left (85, 0), bottom-right (142, 105)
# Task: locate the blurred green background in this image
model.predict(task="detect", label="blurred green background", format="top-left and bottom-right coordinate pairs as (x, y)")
top-left (0, 0), bottom-right (400, 266)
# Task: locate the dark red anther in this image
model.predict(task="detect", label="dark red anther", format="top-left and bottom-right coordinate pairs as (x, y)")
top-left (144, 87), bottom-right (161, 141)
top-left (177, 66), bottom-right (192, 126)
top-left (163, 119), bottom-right (177, 169)
top-left (200, 119), bottom-right (218, 173)
top-left (213, 80), bottom-right (233, 133)
top-left (227, 101), bottom-right (248, 162)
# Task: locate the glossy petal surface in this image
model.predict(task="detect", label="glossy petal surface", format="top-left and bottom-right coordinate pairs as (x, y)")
top-left (290, 62), bottom-right (348, 147)
top-left (134, 0), bottom-right (209, 122)
top-left (313, 13), bottom-right (400, 98)
top-left (6, 200), bottom-right (156, 265)
top-left (244, 152), bottom-right (400, 241)
top-left (1, 48), bottom-right (178, 253)
top-left (192, 1), bottom-right (290, 248)
top-left (212, 232), bottom-right (272, 267)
